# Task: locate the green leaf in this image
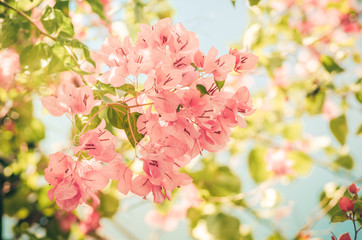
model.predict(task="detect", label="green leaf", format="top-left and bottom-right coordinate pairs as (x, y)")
top-left (20, 43), bottom-right (52, 71)
top-left (249, 0), bottom-right (260, 6)
top-left (355, 78), bottom-right (362, 104)
top-left (98, 193), bottom-right (120, 218)
top-left (17, 0), bottom-right (42, 11)
top-left (248, 147), bottom-right (271, 183)
top-left (75, 106), bottom-right (102, 134)
top-left (215, 80), bottom-right (225, 91)
top-left (107, 104), bottom-right (128, 129)
top-left (231, 0), bottom-right (236, 7)
top-left (196, 84), bottom-right (209, 96)
top-left (205, 213), bottom-right (241, 240)
top-left (116, 84), bottom-right (137, 98)
top-left (356, 123), bottom-right (362, 135)
top-left (58, 38), bottom-right (95, 66)
top-left (354, 200), bottom-right (362, 212)
top-left (282, 121), bottom-right (302, 141)
top-left (102, 95), bottom-right (114, 103)
top-left (330, 115), bottom-right (348, 145)
top-left (287, 151), bottom-right (313, 176)
top-left (330, 212), bottom-right (348, 223)
top-left (95, 81), bottom-right (116, 96)
top-left (123, 112), bottom-right (144, 147)
top-left (41, 6), bottom-right (74, 38)
top-left (305, 90), bottom-right (325, 115)
top-left (264, 52), bottom-right (284, 76)
top-left (0, 15), bottom-right (20, 49)
top-left (320, 55), bottom-right (344, 73)
top-left (334, 155), bottom-right (354, 170)
top-left (54, 0), bottom-right (70, 15)
top-left (47, 43), bottom-right (71, 74)
top-left (190, 62), bottom-right (199, 71)
top-left (190, 162), bottom-right (241, 197)
top-left (85, 0), bottom-right (106, 20)
top-left (122, 112), bottom-right (144, 147)
top-left (267, 232), bottom-right (286, 240)
top-left (176, 104), bottom-right (183, 112)
top-left (187, 207), bottom-right (203, 229)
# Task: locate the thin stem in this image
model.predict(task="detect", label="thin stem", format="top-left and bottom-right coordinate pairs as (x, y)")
top-left (78, 105), bottom-right (108, 136)
top-left (128, 102), bottom-right (154, 108)
top-left (352, 211), bottom-right (358, 240)
top-left (295, 186), bottom-right (347, 238)
top-left (127, 109), bottom-right (138, 146)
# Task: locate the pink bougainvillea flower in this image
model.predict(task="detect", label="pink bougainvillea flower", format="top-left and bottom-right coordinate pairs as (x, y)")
top-left (41, 84), bottom-right (100, 116)
top-left (74, 119), bottom-right (118, 163)
top-left (273, 65), bottom-right (289, 88)
top-left (229, 47), bottom-right (258, 72)
top-left (137, 18), bottom-right (172, 49)
top-left (348, 183), bottom-right (360, 194)
top-left (136, 107), bottom-right (160, 136)
top-left (79, 205), bottom-right (101, 235)
top-left (144, 66), bottom-right (182, 91)
top-left (131, 175), bottom-right (153, 197)
top-left (340, 13), bottom-right (360, 33)
top-left (170, 22), bottom-right (199, 54)
top-left (232, 86), bottom-right (255, 116)
top-left (265, 149), bottom-right (294, 176)
top-left (68, 86), bottom-right (100, 115)
top-left (145, 183), bottom-right (202, 231)
top-left (145, 208), bottom-right (184, 231)
top-left (44, 17), bottom-right (257, 207)
top-left (0, 48), bottom-right (20, 91)
top-left (148, 89), bottom-right (181, 121)
top-left (45, 152), bottom-right (110, 211)
top-left (198, 120), bottom-right (229, 152)
top-left (55, 211), bottom-right (78, 232)
top-left (338, 197), bottom-right (354, 212)
top-left (180, 88), bottom-right (209, 116)
top-left (44, 151), bottom-right (73, 187)
top-left (203, 47), bottom-right (236, 81)
top-left (322, 100), bottom-right (340, 120)
top-left (103, 159), bottom-right (133, 195)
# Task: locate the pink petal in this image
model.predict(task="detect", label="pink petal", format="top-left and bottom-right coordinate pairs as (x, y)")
top-left (117, 167), bottom-right (133, 195)
top-left (48, 187), bottom-right (56, 201)
top-left (41, 96), bottom-right (67, 116)
top-left (131, 175), bottom-right (152, 197)
top-left (339, 233), bottom-right (351, 240)
top-left (83, 170), bottom-right (109, 190)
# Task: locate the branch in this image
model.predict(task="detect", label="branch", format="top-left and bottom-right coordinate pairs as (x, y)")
top-left (0, 1), bottom-right (90, 85)
top-left (295, 186), bottom-right (347, 237)
top-left (0, 1), bottom-right (56, 41)
top-left (111, 219), bottom-right (139, 240)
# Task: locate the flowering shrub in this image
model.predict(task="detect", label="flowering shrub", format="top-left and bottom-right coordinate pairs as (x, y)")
top-left (0, 0), bottom-right (361, 239)
top-left (42, 17), bottom-right (258, 210)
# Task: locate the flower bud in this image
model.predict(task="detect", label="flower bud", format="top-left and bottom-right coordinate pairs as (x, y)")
top-left (348, 183), bottom-right (360, 194)
top-left (338, 197), bottom-right (354, 212)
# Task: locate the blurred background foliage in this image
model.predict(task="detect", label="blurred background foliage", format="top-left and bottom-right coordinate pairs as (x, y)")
top-left (0, 0), bottom-right (361, 239)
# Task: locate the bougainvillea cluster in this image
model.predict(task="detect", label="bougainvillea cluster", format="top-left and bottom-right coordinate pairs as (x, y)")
top-left (42, 18), bottom-right (258, 211)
